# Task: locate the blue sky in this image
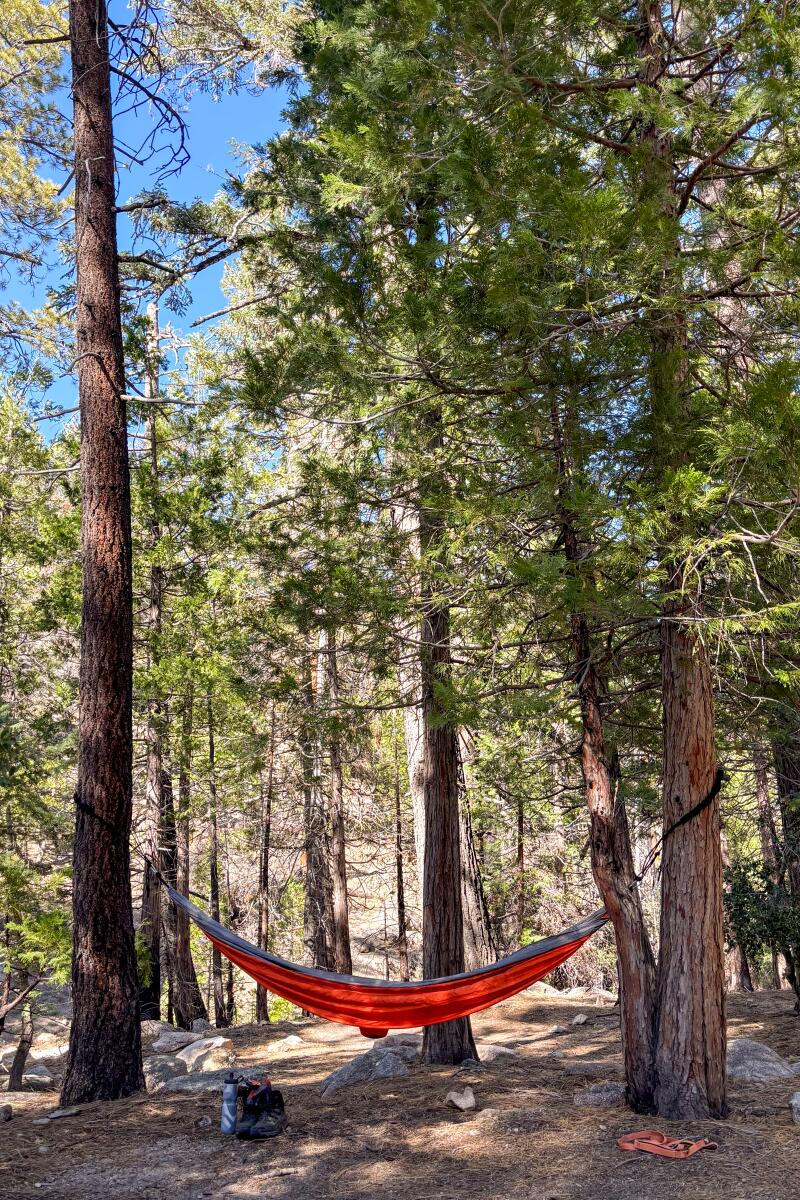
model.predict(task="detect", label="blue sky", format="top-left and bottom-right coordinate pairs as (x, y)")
top-left (3, 34), bottom-right (288, 422)
top-left (113, 80), bottom-right (287, 328)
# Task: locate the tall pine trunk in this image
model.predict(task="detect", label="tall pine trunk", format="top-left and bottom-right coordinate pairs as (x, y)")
top-left (394, 721), bottom-right (410, 981)
top-left (638, 2), bottom-right (726, 1120)
top-left (302, 642), bottom-right (335, 971)
top-left (256, 708), bottom-right (275, 1022)
top-left (173, 688), bottom-right (207, 1027)
top-left (62, 0), bottom-right (143, 1103)
top-left (207, 698), bottom-right (227, 1027)
top-left (138, 304), bottom-right (164, 1019)
top-left (418, 418), bottom-right (476, 1065)
top-left (754, 746), bottom-right (786, 989)
top-left (551, 394), bottom-right (657, 1112)
top-left (327, 633), bottom-right (352, 974)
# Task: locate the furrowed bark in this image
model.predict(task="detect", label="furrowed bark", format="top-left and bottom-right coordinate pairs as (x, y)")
top-left (418, 414), bottom-right (476, 1066)
top-left (62, 0), bottom-right (143, 1103)
top-left (637, 1), bottom-right (726, 1119)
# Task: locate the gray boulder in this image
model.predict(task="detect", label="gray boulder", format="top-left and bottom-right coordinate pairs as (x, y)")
top-left (0, 1105), bottom-right (11, 1121)
top-left (267, 1034), bottom-right (305, 1054)
top-left (564, 1061), bottom-right (614, 1078)
top-left (18, 1063), bottom-right (56, 1092)
top-left (143, 1055), bottom-right (189, 1094)
top-left (727, 1038), bottom-right (796, 1083)
top-left (140, 1020), bottom-right (175, 1040)
top-left (573, 1081), bottom-right (626, 1107)
top-left (150, 1030), bottom-right (198, 1054)
top-left (191, 1018), bottom-right (213, 1033)
top-left (158, 1068), bottom-right (243, 1096)
top-left (476, 1043), bottom-right (518, 1063)
top-left (176, 1036), bottom-right (234, 1073)
top-left (791, 1093), bottom-right (800, 1125)
top-left (321, 1047), bottom-right (409, 1096)
top-left (447, 1086), bottom-right (476, 1112)
top-left (373, 1032), bottom-right (423, 1051)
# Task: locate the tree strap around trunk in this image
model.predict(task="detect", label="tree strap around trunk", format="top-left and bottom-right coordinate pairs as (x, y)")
top-left (633, 767), bottom-right (726, 883)
top-left (617, 1130), bottom-right (718, 1159)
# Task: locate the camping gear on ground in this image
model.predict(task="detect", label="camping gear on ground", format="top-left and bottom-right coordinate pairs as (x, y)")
top-left (221, 1071), bottom-right (238, 1135)
top-left (235, 1076), bottom-right (286, 1139)
top-left (617, 1130), bottom-right (718, 1159)
top-left (167, 885), bottom-right (608, 1038)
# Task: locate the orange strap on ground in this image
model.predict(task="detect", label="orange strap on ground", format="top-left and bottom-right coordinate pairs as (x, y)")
top-left (617, 1130), bottom-right (718, 1159)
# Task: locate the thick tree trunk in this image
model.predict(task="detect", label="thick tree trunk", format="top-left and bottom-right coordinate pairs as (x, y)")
top-left (62, 0), bottom-right (143, 1104)
top-left (256, 710), bottom-right (275, 1022)
top-left (418, 474), bottom-right (476, 1065)
top-left (635, 3), bottom-right (727, 1120)
top-left (654, 590), bottom-right (726, 1117)
top-left (327, 634), bottom-right (352, 974)
top-left (551, 396), bottom-right (657, 1112)
top-left (207, 698), bottom-right (227, 1027)
top-left (172, 689), bottom-right (207, 1026)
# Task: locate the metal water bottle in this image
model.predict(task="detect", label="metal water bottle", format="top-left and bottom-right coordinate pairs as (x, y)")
top-left (221, 1072), bottom-right (238, 1134)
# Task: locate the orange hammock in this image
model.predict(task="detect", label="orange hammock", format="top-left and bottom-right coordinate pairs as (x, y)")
top-left (169, 887), bottom-right (608, 1038)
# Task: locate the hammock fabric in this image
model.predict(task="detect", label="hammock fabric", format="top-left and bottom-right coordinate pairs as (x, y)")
top-left (169, 886), bottom-right (608, 1039)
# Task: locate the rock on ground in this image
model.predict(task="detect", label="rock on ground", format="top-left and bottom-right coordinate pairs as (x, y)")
top-left (727, 1038), bottom-right (797, 1083)
top-left (373, 1032), bottom-right (423, 1050)
top-left (564, 1061), bottom-right (614, 1078)
top-left (476, 1043), bottom-right (518, 1063)
top-left (143, 1055), bottom-right (189, 1093)
top-left (4, 1062), bottom-right (57, 1092)
top-left (447, 1086), bottom-right (476, 1112)
top-left (191, 1018), bottom-right (213, 1033)
top-left (268, 1034), bottom-right (305, 1054)
top-left (140, 1020), bottom-right (176, 1041)
top-left (176, 1036), bottom-right (234, 1073)
top-left (158, 1067), bottom-right (265, 1096)
top-left (528, 981), bottom-right (561, 996)
top-left (790, 1093), bottom-right (800, 1124)
top-left (571, 1013), bottom-right (589, 1026)
top-left (573, 1081), bottom-right (627, 1107)
top-left (320, 1047), bottom-right (410, 1096)
top-left (0, 1104), bottom-right (11, 1121)
top-left (150, 1030), bottom-right (198, 1054)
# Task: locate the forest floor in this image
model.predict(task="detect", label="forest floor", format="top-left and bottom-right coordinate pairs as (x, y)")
top-left (2, 989), bottom-right (798, 1200)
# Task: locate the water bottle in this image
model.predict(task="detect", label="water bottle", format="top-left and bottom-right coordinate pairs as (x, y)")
top-left (221, 1072), bottom-right (238, 1134)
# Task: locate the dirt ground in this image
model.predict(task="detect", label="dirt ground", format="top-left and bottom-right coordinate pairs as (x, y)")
top-left (2, 990), bottom-right (798, 1200)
